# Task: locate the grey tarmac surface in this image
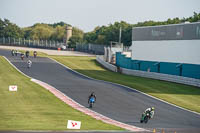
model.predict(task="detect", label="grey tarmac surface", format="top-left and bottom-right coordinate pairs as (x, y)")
top-left (0, 131), bottom-right (141, 133)
top-left (1, 49), bottom-right (200, 133)
top-left (0, 45), bottom-right (95, 56)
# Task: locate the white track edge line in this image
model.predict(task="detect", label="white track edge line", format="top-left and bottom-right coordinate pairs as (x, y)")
top-left (31, 78), bottom-right (147, 132)
top-left (3, 56), bottom-right (146, 132)
top-left (17, 130), bottom-right (133, 132)
top-left (49, 57), bottom-right (200, 116)
top-left (3, 56), bottom-right (32, 79)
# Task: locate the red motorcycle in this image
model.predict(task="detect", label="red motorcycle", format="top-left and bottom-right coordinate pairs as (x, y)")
top-left (21, 54), bottom-right (24, 60)
top-left (33, 51), bottom-right (37, 58)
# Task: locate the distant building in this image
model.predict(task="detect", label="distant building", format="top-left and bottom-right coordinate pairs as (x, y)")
top-left (115, 22), bottom-right (200, 79)
top-left (131, 22), bottom-right (200, 65)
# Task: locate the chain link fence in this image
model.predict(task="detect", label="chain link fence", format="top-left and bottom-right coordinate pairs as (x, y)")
top-left (0, 37), bottom-right (65, 50)
top-left (76, 44), bottom-right (105, 55)
top-left (76, 43), bottom-right (131, 56)
top-left (0, 37), bottom-right (130, 55)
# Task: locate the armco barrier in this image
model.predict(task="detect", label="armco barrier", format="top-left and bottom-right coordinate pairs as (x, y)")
top-left (97, 55), bottom-right (200, 87)
top-left (121, 68), bottom-right (200, 87)
top-left (0, 37), bottom-right (63, 50)
top-left (96, 55), bottom-right (117, 72)
top-left (116, 52), bottom-right (200, 79)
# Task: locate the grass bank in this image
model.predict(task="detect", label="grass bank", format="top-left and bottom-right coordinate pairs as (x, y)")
top-left (51, 56), bottom-right (200, 113)
top-left (0, 56), bottom-right (123, 130)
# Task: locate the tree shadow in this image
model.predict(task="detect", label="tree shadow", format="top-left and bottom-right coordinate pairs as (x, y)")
top-left (70, 69), bottom-right (200, 95)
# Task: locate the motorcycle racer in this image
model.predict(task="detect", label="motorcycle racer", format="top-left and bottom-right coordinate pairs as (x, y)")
top-left (144, 107), bottom-right (155, 119)
top-left (27, 60), bottom-right (32, 68)
top-left (88, 92), bottom-right (96, 104)
top-left (140, 107), bottom-right (155, 123)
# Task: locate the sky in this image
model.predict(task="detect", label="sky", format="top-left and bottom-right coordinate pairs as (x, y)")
top-left (0, 0), bottom-right (200, 32)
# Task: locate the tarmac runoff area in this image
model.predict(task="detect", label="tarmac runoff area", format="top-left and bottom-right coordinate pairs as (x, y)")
top-left (0, 45), bottom-right (95, 56)
top-left (0, 48), bottom-right (200, 133)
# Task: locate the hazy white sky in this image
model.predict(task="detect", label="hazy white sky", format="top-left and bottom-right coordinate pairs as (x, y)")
top-left (0, 0), bottom-right (199, 32)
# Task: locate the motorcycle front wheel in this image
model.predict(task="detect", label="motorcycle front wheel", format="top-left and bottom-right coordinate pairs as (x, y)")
top-left (89, 103), bottom-right (93, 108)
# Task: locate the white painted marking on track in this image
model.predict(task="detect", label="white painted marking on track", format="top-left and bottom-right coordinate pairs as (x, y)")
top-left (3, 56), bottom-right (32, 79)
top-left (49, 57), bottom-right (200, 116)
top-left (3, 56), bottom-right (147, 132)
top-left (31, 78), bottom-right (146, 132)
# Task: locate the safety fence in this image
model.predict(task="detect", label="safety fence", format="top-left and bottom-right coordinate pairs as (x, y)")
top-left (116, 52), bottom-right (200, 80)
top-left (120, 67), bottom-right (200, 87)
top-left (76, 43), bottom-right (131, 56)
top-left (0, 37), bottom-right (64, 49)
top-left (96, 55), bottom-right (200, 87)
top-left (96, 55), bottom-right (117, 72)
top-left (76, 44), bottom-right (105, 55)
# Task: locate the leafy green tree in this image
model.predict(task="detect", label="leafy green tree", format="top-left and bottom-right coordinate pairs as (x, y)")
top-left (82, 12), bottom-right (200, 46)
top-left (1, 12), bottom-right (200, 46)
top-left (0, 18), bottom-right (24, 38)
top-left (0, 19), bottom-right (4, 37)
top-left (84, 31), bottom-right (97, 43)
top-left (48, 21), bottom-right (70, 28)
top-left (68, 27), bottom-right (84, 47)
top-left (51, 25), bottom-right (66, 41)
top-left (68, 36), bottom-right (82, 48)
top-left (72, 27), bottom-right (84, 38)
top-left (186, 12), bottom-right (200, 22)
top-left (29, 24), bottom-right (53, 40)
top-left (83, 21), bottom-right (132, 46)
top-left (95, 35), bottom-right (106, 44)
top-left (22, 27), bottom-right (32, 39)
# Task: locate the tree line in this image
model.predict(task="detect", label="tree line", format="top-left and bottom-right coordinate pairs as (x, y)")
top-left (0, 12), bottom-right (200, 47)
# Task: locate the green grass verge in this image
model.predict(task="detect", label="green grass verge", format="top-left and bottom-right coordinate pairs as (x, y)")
top-left (17, 50), bottom-right (48, 57)
top-left (51, 56), bottom-right (200, 113)
top-left (0, 56), bottom-right (123, 130)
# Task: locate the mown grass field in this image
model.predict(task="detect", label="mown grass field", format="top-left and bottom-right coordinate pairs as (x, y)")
top-left (0, 56), bottom-right (123, 130)
top-left (51, 56), bottom-right (200, 113)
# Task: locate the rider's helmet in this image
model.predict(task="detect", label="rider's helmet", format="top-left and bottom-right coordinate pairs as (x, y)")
top-left (91, 92), bottom-right (95, 95)
top-left (151, 107), bottom-right (155, 111)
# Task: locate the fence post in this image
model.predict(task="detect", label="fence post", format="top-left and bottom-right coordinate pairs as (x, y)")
top-left (49, 40), bottom-right (51, 48)
top-left (8, 37), bottom-right (10, 45)
top-left (3, 37), bottom-right (5, 44)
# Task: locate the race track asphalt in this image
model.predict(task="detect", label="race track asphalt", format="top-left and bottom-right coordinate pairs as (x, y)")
top-left (1, 49), bottom-right (200, 133)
